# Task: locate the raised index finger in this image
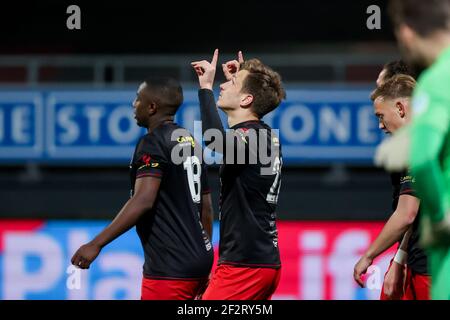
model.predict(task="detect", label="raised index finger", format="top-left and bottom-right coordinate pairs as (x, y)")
top-left (238, 51), bottom-right (244, 63)
top-left (211, 48), bottom-right (219, 67)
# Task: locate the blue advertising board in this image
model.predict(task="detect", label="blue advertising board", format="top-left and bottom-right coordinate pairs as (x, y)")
top-left (0, 88), bottom-right (383, 164)
top-left (0, 91), bottom-right (44, 159)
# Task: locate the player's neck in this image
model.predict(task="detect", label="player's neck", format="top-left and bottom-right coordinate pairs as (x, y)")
top-left (227, 110), bottom-right (259, 128)
top-left (147, 116), bottom-right (174, 133)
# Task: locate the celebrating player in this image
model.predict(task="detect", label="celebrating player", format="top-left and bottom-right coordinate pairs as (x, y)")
top-left (191, 50), bottom-right (286, 300)
top-left (71, 78), bottom-right (214, 300)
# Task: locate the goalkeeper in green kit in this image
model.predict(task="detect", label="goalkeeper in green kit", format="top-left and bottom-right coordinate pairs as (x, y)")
top-left (376, 0), bottom-right (450, 299)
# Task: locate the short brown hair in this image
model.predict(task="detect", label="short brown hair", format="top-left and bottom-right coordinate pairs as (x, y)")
top-left (389, 0), bottom-right (450, 36)
top-left (239, 59), bottom-right (286, 118)
top-left (370, 74), bottom-right (416, 101)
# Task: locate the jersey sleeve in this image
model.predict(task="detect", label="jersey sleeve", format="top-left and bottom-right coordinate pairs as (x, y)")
top-left (399, 171), bottom-right (417, 197)
top-left (198, 88), bottom-right (226, 150)
top-left (134, 135), bottom-right (167, 179)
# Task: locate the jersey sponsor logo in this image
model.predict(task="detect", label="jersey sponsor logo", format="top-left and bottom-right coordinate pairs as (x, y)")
top-left (177, 135), bottom-right (195, 148)
top-left (137, 162), bottom-right (159, 170)
top-left (400, 174), bottom-right (415, 184)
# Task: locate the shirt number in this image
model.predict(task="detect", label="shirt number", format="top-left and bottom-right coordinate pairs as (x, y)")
top-left (183, 155), bottom-right (201, 203)
top-left (266, 156), bottom-right (282, 204)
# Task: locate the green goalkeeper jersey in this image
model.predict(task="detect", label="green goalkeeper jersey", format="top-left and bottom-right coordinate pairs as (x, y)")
top-left (410, 46), bottom-right (450, 223)
top-left (409, 45), bottom-right (450, 300)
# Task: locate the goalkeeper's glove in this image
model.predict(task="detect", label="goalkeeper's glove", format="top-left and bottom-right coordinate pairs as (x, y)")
top-left (374, 126), bottom-right (410, 172)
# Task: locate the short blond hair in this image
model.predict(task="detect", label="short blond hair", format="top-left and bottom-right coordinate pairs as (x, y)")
top-left (371, 74), bottom-right (416, 101)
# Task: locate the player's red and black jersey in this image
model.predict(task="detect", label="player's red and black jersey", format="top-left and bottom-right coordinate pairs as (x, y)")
top-left (129, 121), bottom-right (213, 279)
top-left (198, 88), bottom-right (282, 269)
top-left (390, 171), bottom-right (428, 275)
top-left (219, 121), bottom-right (282, 268)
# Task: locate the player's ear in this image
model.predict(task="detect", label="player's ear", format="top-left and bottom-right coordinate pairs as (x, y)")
top-left (148, 102), bottom-right (157, 115)
top-left (240, 94), bottom-right (253, 108)
top-left (396, 100), bottom-right (406, 118)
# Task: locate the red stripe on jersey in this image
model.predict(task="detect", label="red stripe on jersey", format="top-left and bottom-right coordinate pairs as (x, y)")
top-left (136, 172), bottom-right (162, 179)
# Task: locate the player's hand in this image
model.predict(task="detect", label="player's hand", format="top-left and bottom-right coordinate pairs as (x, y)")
top-left (382, 260), bottom-right (406, 299)
top-left (191, 49), bottom-right (219, 90)
top-left (374, 126), bottom-right (410, 172)
top-left (420, 214), bottom-right (450, 248)
top-left (222, 51), bottom-right (244, 81)
top-left (353, 255), bottom-right (373, 287)
top-left (71, 242), bottom-right (102, 269)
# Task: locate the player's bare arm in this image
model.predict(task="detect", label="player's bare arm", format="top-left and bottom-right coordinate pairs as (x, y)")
top-left (353, 194), bottom-right (419, 287)
top-left (71, 177), bottom-right (161, 269)
top-left (382, 227), bottom-right (411, 299)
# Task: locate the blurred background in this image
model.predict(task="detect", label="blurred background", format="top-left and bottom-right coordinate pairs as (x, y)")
top-left (1, 0), bottom-right (401, 299)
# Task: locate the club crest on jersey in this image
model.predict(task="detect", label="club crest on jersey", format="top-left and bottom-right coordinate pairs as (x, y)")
top-left (138, 154), bottom-right (159, 170)
top-left (235, 128), bottom-right (249, 144)
top-left (141, 154), bottom-right (151, 165)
